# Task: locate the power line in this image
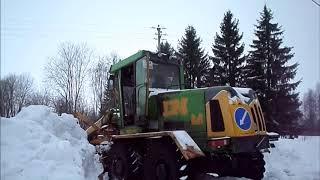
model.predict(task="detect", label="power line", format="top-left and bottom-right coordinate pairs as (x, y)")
top-left (312, 0), bottom-right (320, 6)
top-left (151, 25), bottom-right (167, 52)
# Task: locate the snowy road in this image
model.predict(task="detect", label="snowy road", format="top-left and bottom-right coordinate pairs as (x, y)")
top-left (195, 136), bottom-right (320, 180)
top-left (263, 136), bottom-right (320, 179)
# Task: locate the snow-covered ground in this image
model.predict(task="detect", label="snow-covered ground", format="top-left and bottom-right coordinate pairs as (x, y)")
top-left (0, 105), bottom-right (102, 180)
top-left (200, 136), bottom-right (320, 180)
top-left (1, 105), bottom-right (319, 180)
top-left (263, 136), bottom-right (320, 180)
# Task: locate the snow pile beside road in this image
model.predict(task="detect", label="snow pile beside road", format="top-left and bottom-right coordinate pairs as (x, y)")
top-left (1, 105), bottom-right (102, 180)
top-left (264, 136), bottom-right (320, 179)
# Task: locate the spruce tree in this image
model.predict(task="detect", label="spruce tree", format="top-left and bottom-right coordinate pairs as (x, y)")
top-left (177, 26), bottom-right (210, 88)
top-left (211, 10), bottom-right (246, 87)
top-left (246, 5), bottom-right (301, 132)
top-left (159, 41), bottom-right (175, 56)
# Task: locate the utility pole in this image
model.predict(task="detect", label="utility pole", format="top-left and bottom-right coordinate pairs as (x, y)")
top-left (151, 25), bottom-right (167, 52)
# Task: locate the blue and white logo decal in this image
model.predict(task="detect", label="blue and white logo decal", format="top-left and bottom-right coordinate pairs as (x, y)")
top-left (234, 107), bottom-right (251, 131)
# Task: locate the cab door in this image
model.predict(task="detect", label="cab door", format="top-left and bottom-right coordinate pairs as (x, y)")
top-left (135, 56), bottom-right (149, 125)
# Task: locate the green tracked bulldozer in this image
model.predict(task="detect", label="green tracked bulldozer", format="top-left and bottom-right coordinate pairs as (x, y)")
top-left (85, 50), bottom-right (279, 180)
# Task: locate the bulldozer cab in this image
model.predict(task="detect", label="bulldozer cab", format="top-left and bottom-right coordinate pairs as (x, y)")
top-left (109, 50), bottom-right (183, 131)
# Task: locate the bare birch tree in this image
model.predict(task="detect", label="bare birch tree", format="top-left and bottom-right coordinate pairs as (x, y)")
top-left (302, 82), bottom-right (320, 131)
top-left (16, 74), bottom-right (33, 112)
top-left (90, 56), bottom-right (112, 115)
top-left (26, 88), bottom-right (51, 106)
top-left (0, 74), bottom-right (33, 117)
top-left (45, 42), bottom-right (92, 114)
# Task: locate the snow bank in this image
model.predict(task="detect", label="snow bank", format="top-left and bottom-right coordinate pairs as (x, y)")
top-left (1, 105), bottom-right (102, 180)
top-left (264, 136), bottom-right (320, 180)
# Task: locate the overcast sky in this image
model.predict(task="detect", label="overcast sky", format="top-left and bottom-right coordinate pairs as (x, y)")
top-left (1, 0), bottom-right (319, 95)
